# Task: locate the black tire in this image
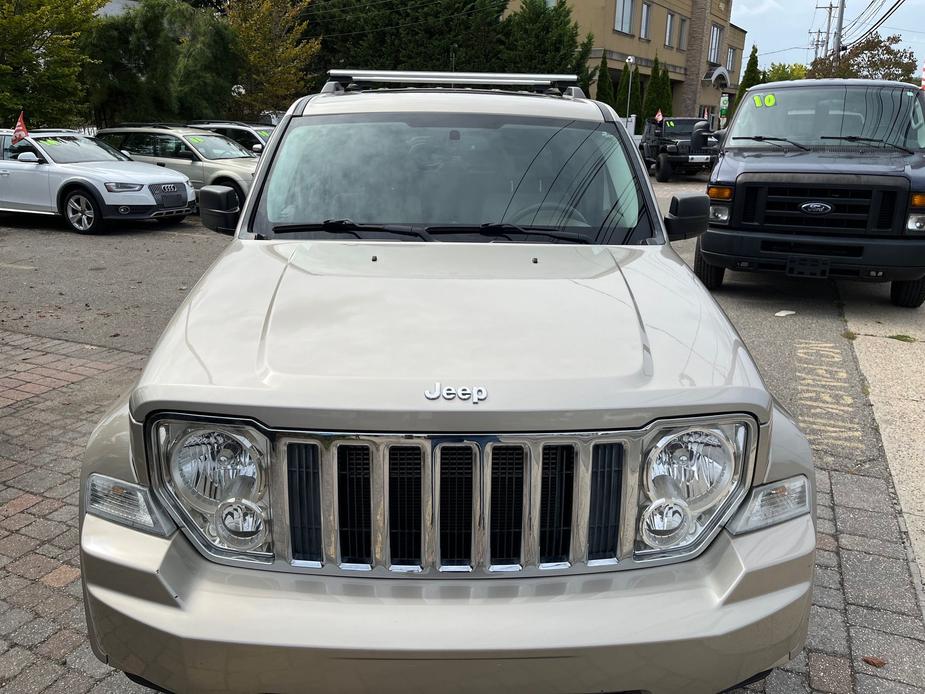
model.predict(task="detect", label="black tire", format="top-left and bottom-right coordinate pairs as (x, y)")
top-left (155, 215), bottom-right (188, 226)
top-left (62, 188), bottom-right (105, 234)
top-left (693, 238), bottom-right (725, 289)
top-left (890, 277), bottom-right (925, 308)
top-left (655, 154), bottom-right (673, 182)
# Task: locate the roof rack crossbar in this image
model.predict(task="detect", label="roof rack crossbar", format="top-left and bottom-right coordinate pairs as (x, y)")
top-left (325, 69), bottom-right (579, 91)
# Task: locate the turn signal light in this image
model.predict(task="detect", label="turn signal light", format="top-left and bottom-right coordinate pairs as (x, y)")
top-left (911, 193), bottom-right (925, 209)
top-left (708, 185), bottom-right (734, 201)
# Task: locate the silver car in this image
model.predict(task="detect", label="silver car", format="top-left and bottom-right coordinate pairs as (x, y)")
top-left (80, 71), bottom-right (815, 694)
top-left (96, 124), bottom-right (258, 205)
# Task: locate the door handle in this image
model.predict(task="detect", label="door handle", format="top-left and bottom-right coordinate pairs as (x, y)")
top-left (0, 170), bottom-right (10, 176)
top-left (157, 162), bottom-right (166, 167)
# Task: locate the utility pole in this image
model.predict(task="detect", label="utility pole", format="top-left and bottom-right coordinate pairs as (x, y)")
top-left (816, 2), bottom-right (836, 54)
top-left (832, 0), bottom-right (846, 60)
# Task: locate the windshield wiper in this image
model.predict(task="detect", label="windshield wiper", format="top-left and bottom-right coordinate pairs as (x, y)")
top-left (424, 222), bottom-right (591, 244)
top-left (820, 135), bottom-right (914, 155)
top-left (732, 135), bottom-right (809, 151)
top-left (271, 219), bottom-right (434, 241)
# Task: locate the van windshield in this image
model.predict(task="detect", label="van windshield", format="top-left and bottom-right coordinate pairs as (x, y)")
top-left (727, 85), bottom-right (925, 151)
top-left (254, 112), bottom-right (652, 244)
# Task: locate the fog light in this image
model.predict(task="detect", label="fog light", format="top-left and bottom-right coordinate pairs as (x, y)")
top-left (907, 214), bottom-right (925, 232)
top-left (86, 473), bottom-right (172, 536)
top-left (709, 205), bottom-right (730, 223)
top-left (118, 206), bottom-right (130, 215)
top-left (640, 498), bottom-right (693, 549)
top-left (214, 498), bottom-right (268, 551)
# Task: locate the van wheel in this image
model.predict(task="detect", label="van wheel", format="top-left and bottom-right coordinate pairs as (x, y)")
top-left (890, 277), bottom-right (925, 308)
top-left (63, 189), bottom-right (104, 234)
top-left (694, 239), bottom-right (725, 289)
top-left (655, 154), bottom-right (673, 182)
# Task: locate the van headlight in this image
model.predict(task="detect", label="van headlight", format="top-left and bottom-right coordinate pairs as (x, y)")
top-left (636, 421), bottom-right (750, 556)
top-left (152, 419), bottom-right (272, 556)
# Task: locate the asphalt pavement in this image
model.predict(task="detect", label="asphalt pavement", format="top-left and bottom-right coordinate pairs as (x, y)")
top-left (1, 176), bottom-right (924, 693)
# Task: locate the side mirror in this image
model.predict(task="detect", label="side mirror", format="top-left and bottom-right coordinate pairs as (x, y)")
top-left (664, 193), bottom-right (709, 241)
top-left (713, 128), bottom-right (727, 147)
top-left (251, 143), bottom-right (263, 154)
top-left (121, 150), bottom-right (133, 160)
top-left (200, 185), bottom-right (240, 235)
top-left (16, 152), bottom-right (41, 164)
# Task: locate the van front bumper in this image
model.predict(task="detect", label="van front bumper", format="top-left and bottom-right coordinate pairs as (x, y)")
top-left (81, 512), bottom-right (813, 694)
top-left (702, 227), bottom-right (925, 281)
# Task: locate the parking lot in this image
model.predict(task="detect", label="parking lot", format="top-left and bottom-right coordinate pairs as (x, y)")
top-left (1, 175), bottom-right (924, 694)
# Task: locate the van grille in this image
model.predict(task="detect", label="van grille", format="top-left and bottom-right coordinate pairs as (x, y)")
top-left (285, 437), bottom-right (625, 575)
top-left (737, 181), bottom-right (905, 236)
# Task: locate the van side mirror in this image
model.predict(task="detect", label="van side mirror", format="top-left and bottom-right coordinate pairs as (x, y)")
top-left (664, 193), bottom-right (709, 241)
top-left (16, 152), bottom-right (41, 164)
top-left (713, 128), bottom-right (727, 147)
top-left (200, 185), bottom-right (240, 235)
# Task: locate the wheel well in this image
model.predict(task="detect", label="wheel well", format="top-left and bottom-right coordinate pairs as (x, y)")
top-left (212, 177), bottom-right (241, 192)
top-left (57, 182), bottom-right (101, 215)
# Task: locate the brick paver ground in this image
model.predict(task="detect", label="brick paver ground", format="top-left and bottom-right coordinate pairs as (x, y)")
top-left (0, 326), bottom-right (924, 694)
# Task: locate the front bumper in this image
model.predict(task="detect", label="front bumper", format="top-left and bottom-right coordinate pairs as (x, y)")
top-left (702, 226), bottom-right (925, 281)
top-left (101, 202), bottom-right (195, 222)
top-left (81, 513), bottom-right (814, 694)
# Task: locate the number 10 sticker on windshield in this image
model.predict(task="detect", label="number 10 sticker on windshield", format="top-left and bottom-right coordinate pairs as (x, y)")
top-left (752, 94), bottom-right (777, 108)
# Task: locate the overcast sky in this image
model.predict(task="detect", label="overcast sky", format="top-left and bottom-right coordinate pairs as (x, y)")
top-left (731, 0), bottom-right (925, 75)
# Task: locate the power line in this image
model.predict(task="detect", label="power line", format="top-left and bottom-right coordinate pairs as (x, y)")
top-left (758, 46), bottom-right (807, 57)
top-left (844, 0), bottom-right (908, 47)
top-left (841, 0), bottom-right (887, 39)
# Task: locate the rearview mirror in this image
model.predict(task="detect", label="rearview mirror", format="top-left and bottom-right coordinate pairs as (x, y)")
top-left (16, 152), bottom-right (41, 164)
top-left (664, 193), bottom-right (709, 241)
top-left (200, 185), bottom-right (240, 235)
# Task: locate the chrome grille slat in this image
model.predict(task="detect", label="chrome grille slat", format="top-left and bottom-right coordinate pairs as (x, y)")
top-left (538, 445), bottom-right (574, 565)
top-left (388, 446), bottom-right (423, 567)
top-left (488, 445), bottom-right (525, 568)
top-left (286, 442), bottom-right (322, 563)
top-left (587, 443), bottom-right (623, 562)
top-left (336, 445), bottom-right (372, 566)
top-left (437, 445), bottom-right (476, 569)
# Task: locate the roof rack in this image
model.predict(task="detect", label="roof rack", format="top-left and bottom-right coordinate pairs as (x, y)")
top-left (112, 122), bottom-right (195, 129)
top-left (30, 128), bottom-right (80, 134)
top-left (322, 70), bottom-right (583, 96)
top-left (187, 120), bottom-right (251, 127)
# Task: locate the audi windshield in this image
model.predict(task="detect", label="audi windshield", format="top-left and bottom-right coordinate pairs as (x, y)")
top-left (254, 113), bottom-right (652, 243)
top-left (34, 136), bottom-right (129, 163)
top-left (727, 85), bottom-right (925, 151)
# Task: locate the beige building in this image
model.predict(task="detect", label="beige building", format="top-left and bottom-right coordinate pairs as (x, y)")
top-left (518, 1), bottom-right (748, 124)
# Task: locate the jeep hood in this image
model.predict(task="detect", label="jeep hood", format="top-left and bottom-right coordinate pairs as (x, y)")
top-left (716, 147), bottom-right (924, 181)
top-left (131, 241), bottom-right (769, 431)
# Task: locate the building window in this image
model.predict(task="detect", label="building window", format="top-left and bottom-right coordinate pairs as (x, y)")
top-left (726, 46), bottom-right (736, 71)
top-left (678, 17), bottom-right (689, 50)
top-left (615, 0), bottom-right (634, 34)
top-left (665, 12), bottom-right (675, 47)
top-left (640, 2), bottom-right (651, 39)
top-left (709, 24), bottom-right (724, 64)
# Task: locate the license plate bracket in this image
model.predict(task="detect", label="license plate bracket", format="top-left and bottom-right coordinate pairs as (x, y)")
top-left (687, 155), bottom-right (710, 163)
top-left (160, 193), bottom-right (185, 208)
top-left (786, 257), bottom-right (830, 278)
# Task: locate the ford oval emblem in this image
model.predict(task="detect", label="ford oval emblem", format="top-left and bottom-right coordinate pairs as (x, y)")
top-left (800, 201), bottom-right (833, 215)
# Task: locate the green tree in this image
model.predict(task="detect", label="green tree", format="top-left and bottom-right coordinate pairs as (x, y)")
top-left (642, 56), bottom-right (662, 122)
top-left (82, 0), bottom-right (243, 126)
top-left (764, 62), bottom-right (806, 82)
top-left (808, 32), bottom-right (916, 82)
top-left (227, 0), bottom-right (319, 119)
top-left (613, 62), bottom-right (629, 112)
top-left (0, 0), bottom-right (105, 127)
top-left (731, 44), bottom-right (762, 118)
top-left (596, 55), bottom-right (615, 106)
top-left (630, 65), bottom-right (643, 133)
top-left (502, 0), bottom-right (593, 75)
top-left (659, 64), bottom-right (673, 116)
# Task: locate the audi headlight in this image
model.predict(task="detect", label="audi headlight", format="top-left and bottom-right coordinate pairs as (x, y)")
top-left (152, 419), bottom-right (272, 556)
top-left (636, 421), bottom-right (751, 557)
top-left (104, 182), bottom-right (144, 192)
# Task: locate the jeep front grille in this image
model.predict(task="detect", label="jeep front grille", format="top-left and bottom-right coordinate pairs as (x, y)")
top-left (284, 435), bottom-right (626, 576)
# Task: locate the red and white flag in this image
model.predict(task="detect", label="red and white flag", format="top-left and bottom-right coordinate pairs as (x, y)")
top-left (654, 109), bottom-right (663, 123)
top-left (11, 112), bottom-right (28, 145)
top-left (920, 61), bottom-right (925, 90)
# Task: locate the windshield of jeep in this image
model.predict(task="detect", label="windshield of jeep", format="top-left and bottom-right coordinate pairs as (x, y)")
top-left (662, 120), bottom-right (697, 136)
top-left (727, 85), bottom-right (925, 151)
top-left (254, 113), bottom-right (652, 244)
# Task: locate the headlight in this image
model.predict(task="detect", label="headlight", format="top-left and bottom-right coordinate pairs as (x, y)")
top-left (907, 213), bottom-right (925, 232)
top-left (104, 182), bottom-right (144, 192)
top-left (666, 143), bottom-right (679, 153)
top-left (709, 205), bottom-right (730, 223)
top-left (636, 421), bottom-right (750, 557)
top-left (153, 419), bottom-right (272, 556)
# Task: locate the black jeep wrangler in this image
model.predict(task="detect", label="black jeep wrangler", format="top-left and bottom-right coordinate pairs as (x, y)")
top-left (696, 79), bottom-right (925, 308)
top-left (640, 117), bottom-right (717, 182)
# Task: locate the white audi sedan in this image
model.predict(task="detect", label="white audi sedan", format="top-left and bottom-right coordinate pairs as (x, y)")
top-left (0, 129), bottom-right (195, 233)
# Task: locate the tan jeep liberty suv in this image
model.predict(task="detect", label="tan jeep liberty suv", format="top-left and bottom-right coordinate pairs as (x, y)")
top-left (79, 71), bottom-right (815, 694)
